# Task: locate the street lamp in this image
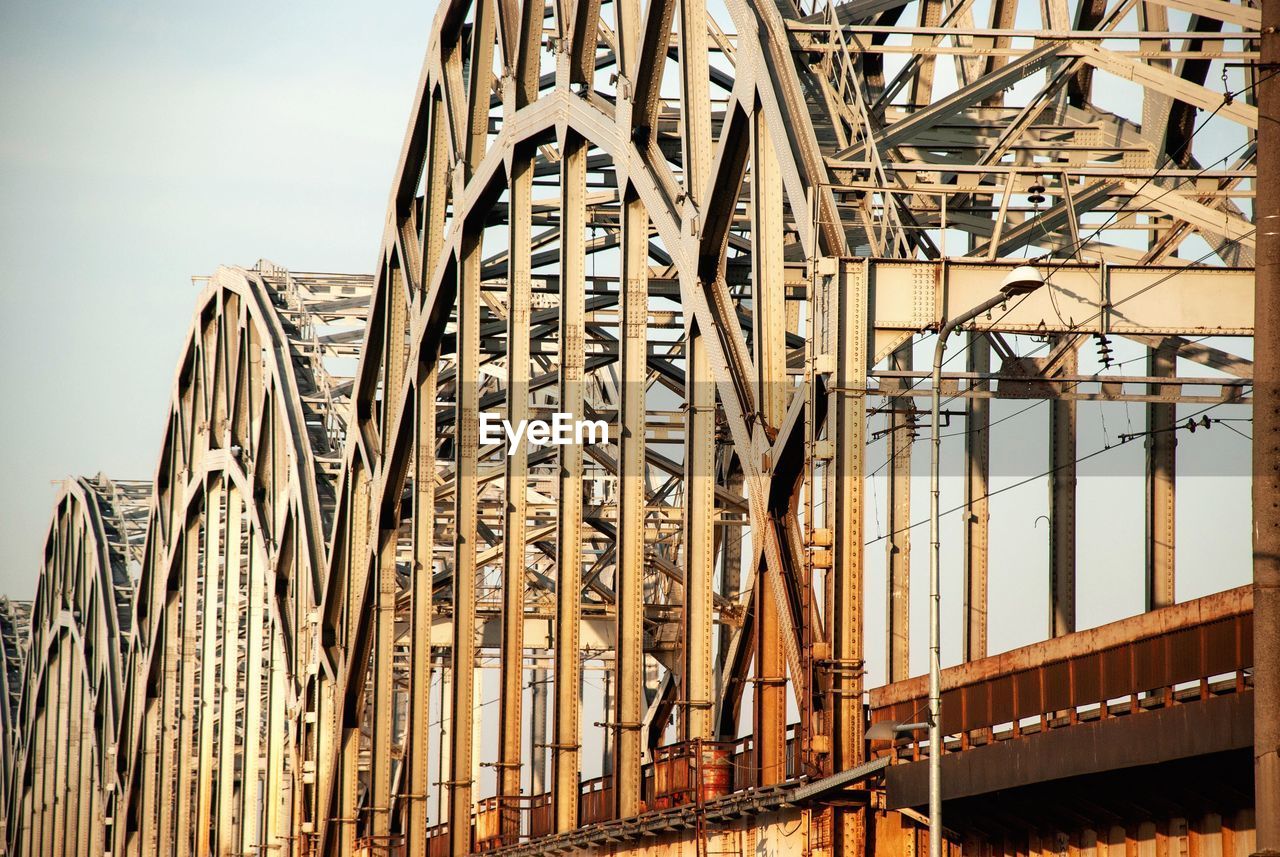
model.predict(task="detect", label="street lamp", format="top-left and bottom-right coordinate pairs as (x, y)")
top-left (866, 719), bottom-right (929, 742)
top-left (926, 265), bottom-right (1045, 857)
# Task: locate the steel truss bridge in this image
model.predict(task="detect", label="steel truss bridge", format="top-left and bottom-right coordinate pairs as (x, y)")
top-left (0, 0), bottom-right (1270, 855)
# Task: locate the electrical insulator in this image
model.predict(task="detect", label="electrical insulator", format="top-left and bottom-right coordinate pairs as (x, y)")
top-left (1027, 183), bottom-right (1046, 205)
top-left (1095, 333), bottom-right (1113, 369)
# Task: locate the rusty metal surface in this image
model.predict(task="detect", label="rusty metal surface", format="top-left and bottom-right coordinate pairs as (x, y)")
top-left (1254, 1), bottom-right (1280, 850)
top-left (885, 690), bottom-right (1253, 808)
top-left (870, 586), bottom-right (1253, 734)
top-left (0, 0), bottom-right (1269, 852)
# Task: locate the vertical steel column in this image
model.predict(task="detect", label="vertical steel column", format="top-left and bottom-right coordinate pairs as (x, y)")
top-left (531, 666), bottom-right (547, 795)
top-left (74, 657), bottom-right (92, 856)
top-left (437, 650), bottom-right (452, 825)
top-left (26, 653), bottom-right (47, 857)
top-left (601, 670), bottom-right (615, 775)
top-left (373, 270), bottom-right (408, 846)
top-left (372, 495), bottom-right (397, 839)
top-left (614, 187), bottom-right (647, 818)
top-left (156, 580), bottom-right (180, 857)
top-left (371, 526), bottom-right (394, 849)
top-left (450, 226), bottom-right (483, 855)
top-left (552, 131), bottom-right (587, 833)
top-left (447, 6), bottom-right (493, 840)
top-left (752, 112), bottom-right (786, 468)
top-left (1253, 5), bottom-right (1280, 849)
top-left (264, 631), bottom-right (286, 853)
top-left (678, 0), bottom-right (711, 201)
top-left (451, 2), bottom-right (493, 850)
top-left (337, 471), bottom-right (370, 857)
top-left (682, 320), bottom-right (716, 744)
top-left (1145, 339), bottom-right (1176, 611)
top-left (195, 480), bottom-right (224, 857)
top-left (886, 342), bottom-right (913, 683)
top-left (61, 660), bottom-right (81, 857)
top-left (753, 563), bottom-right (785, 786)
top-left (408, 90), bottom-right (448, 856)
top-left (963, 333), bottom-right (990, 662)
top-left (407, 365), bottom-right (436, 857)
top-left (175, 519), bottom-right (201, 857)
top-left (443, 0), bottom-right (497, 837)
top-left (751, 108), bottom-right (787, 786)
top-left (337, 712), bottom-right (360, 857)
top-left (829, 259), bottom-right (868, 854)
top-left (1049, 338), bottom-right (1077, 637)
top-left (614, 0), bottom-right (649, 804)
top-left (217, 485), bottom-right (243, 850)
top-left (50, 643), bottom-right (70, 857)
top-left (499, 153), bottom-right (532, 840)
top-left (717, 470), bottom-right (745, 678)
top-left (240, 533), bottom-right (266, 855)
top-left (65, 658), bottom-right (80, 857)
top-left (139, 673), bottom-right (159, 857)
top-left (678, 0), bottom-right (715, 747)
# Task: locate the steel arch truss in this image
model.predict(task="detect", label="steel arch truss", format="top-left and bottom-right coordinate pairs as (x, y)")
top-left (302, 0), bottom-right (1260, 853)
top-left (0, 596), bottom-right (31, 849)
top-left (6, 475), bottom-right (145, 857)
top-left (109, 265), bottom-right (371, 857)
top-left (1, 0), bottom-right (1264, 855)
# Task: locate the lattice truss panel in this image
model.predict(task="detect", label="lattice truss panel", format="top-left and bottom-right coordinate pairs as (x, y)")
top-left (5, 475), bottom-right (146, 857)
top-left (0, 0), bottom-right (1262, 855)
top-left (282, 0), bottom-right (1259, 852)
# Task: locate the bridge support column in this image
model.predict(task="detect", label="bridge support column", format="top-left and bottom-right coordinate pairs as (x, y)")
top-left (1146, 339), bottom-right (1176, 611)
top-left (751, 106), bottom-right (787, 787)
top-left (499, 151), bottom-right (532, 842)
top-left (827, 259), bottom-right (867, 855)
top-left (887, 342), bottom-right (913, 683)
top-left (1049, 337), bottom-right (1077, 637)
top-left (175, 521), bottom-right (200, 857)
top-left (408, 367), bottom-right (436, 857)
top-left (531, 665), bottom-right (548, 795)
top-left (195, 479), bottom-right (224, 856)
top-left (552, 131), bottom-right (587, 834)
top-left (964, 333), bottom-right (990, 662)
top-left (679, 0), bottom-right (715, 749)
top-left (1253, 3), bottom-right (1280, 851)
top-left (449, 225), bottom-right (483, 857)
top-left (614, 186), bottom-right (648, 818)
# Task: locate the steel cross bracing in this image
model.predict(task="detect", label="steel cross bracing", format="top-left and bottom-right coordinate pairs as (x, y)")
top-left (4, 475), bottom-right (146, 857)
top-left (0, 598), bottom-right (32, 855)
top-left (0, 0), bottom-right (1265, 855)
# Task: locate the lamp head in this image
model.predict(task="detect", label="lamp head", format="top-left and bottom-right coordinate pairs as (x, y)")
top-left (999, 265), bottom-right (1045, 298)
top-left (867, 719), bottom-right (930, 741)
top-left (866, 720), bottom-right (902, 742)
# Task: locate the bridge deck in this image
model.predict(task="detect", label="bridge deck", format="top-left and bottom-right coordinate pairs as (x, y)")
top-left (869, 587), bottom-right (1253, 808)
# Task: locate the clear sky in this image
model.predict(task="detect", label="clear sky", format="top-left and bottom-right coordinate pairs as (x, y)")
top-left (0, 1), bottom-right (433, 597)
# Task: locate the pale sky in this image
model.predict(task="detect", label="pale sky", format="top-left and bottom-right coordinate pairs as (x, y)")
top-left (0, 1), bottom-right (433, 597)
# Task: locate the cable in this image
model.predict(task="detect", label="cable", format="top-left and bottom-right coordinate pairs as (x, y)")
top-left (864, 391), bottom-right (1250, 547)
top-left (861, 227), bottom-right (1250, 476)
top-left (868, 76), bottom-right (1259, 417)
top-left (932, 335), bottom-right (1214, 442)
top-left (1217, 421), bottom-right (1252, 441)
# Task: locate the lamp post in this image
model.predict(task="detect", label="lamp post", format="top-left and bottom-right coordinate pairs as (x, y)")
top-left (927, 265), bottom-right (1045, 857)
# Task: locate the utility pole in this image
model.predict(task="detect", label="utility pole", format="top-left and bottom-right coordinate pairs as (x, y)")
top-left (1253, 2), bottom-right (1280, 852)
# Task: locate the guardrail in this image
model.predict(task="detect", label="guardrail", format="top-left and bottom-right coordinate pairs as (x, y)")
top-left (868, 586), bottom-right (1253, 760)
top-left (419, 589), bottom-right (1253, 852)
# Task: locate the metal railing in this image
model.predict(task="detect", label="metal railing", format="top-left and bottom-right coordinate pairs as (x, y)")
top-left (868, 586), bottom-right (1253, 760)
